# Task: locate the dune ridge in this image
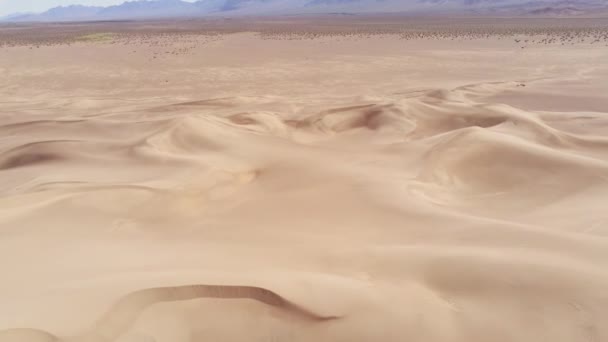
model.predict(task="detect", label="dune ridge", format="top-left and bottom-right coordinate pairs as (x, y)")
top-left (0, 284), bottom-right (338, 342)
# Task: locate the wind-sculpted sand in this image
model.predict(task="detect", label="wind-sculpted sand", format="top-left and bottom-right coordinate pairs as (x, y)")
top-left (0, 285), bottom-right (337, 342)
top-left (1, 18), bottom-right (608, 342)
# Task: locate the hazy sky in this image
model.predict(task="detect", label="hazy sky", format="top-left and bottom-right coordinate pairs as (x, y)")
top-left (0, 0), bottom-right (196, 16)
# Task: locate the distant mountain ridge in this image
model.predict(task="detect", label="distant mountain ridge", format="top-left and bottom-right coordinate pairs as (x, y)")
top-left (4, 0), bottom-right (608, 22)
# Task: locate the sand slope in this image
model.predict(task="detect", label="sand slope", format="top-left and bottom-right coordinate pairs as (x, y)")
top-left (1, 31), bottom-right (608, 342)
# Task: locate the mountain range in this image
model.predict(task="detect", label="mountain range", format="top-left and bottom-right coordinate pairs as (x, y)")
top-left (3, 0), bottom-right (608, 22)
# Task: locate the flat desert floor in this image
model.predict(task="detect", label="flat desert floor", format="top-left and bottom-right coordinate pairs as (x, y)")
top-left (1, 17), bottom-right (608, 342)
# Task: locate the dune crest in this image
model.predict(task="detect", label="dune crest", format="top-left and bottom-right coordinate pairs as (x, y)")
top-left (1, 284), bottom-right (338, 342)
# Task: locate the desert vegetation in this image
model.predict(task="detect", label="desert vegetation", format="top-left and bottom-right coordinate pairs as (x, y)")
top-left (1, 16), bottom-right (608, 50)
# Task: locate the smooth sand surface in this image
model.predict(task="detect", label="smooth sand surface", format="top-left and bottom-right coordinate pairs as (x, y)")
top-left (1, 29), bottom-right (608, 342)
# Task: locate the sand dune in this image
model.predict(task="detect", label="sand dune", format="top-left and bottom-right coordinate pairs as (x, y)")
top-left (0, 284), bottom-right (336, 342)
top-left (1, 21), bottom-right (608, 342)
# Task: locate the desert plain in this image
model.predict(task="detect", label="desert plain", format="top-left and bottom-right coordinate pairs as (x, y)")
top-left (1, 16), bottom-right (608, 342)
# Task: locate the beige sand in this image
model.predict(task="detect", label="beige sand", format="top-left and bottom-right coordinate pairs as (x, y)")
top-left (1, 24), bottom-right (608, 342)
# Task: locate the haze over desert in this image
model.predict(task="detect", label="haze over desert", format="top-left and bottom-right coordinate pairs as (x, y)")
top-left (1, 16), bottom-right (608, 342)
